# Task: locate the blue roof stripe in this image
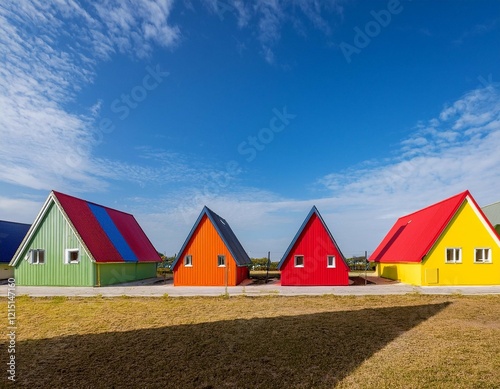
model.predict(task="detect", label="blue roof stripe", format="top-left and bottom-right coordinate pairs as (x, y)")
top-left (87, 203), bottom-right (138, 262)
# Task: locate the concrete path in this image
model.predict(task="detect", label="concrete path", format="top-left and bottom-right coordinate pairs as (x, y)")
top-left (3, 278), bottom-right (500, 297)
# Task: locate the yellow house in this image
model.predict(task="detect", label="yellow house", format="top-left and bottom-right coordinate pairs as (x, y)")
top-left (369, 191), bottom-right (500, 286)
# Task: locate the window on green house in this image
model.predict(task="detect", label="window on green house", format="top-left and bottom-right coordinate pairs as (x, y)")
top-left (445, 248), bottom-right (461, 264)
top-left (65, 249), bottom-right (80, 264)
top-left (474, 248), bottom-right (491, 263)
top-left (29, 249), bottom-right (45, 264)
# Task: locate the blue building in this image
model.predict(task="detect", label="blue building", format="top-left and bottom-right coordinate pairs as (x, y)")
top-left (0, 220), bottom-right (30, 279)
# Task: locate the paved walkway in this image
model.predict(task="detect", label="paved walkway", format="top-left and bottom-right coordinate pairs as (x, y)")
top-left (3, 278), bottom-right (500, 297)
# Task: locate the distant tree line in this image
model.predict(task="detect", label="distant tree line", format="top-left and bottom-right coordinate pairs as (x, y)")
top-left (345, 255), bottom-right (376, 271)
top-left (157, 254), bottom-right (378, 272)
top-left (156, 255), bottom-right (279, 271)
top-left (250, 257), bottom-right (279, 271)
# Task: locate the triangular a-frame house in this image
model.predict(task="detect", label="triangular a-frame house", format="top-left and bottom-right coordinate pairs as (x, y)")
top-left (370, 190), bottom-right (500, 285)
top-left (0, 220), bottom-right (30, 279)
top-left (278, 206), bottom-right (349, 286)
top-left (10, 191), bottom-right (160, 286)
top-left (172, 206), bottom-right (251, 286)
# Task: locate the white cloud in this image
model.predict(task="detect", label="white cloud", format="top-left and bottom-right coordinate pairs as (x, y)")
top-left (0, 0), bottom-right (180, 193)
top-left (200, 0), bottom-right (344, 63)
top-left (315, 84), bottom-right (500, 251)
top-left (140, 84), bottom-right (500, 257)
top-left (0, 196), bottom-right (44, 224)
top-left (11, 77), bottom-right (497, 258)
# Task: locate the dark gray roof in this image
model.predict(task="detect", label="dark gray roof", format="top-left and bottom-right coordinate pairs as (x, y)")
top-left (172, 206), bottom-right (251, 269)
top-left (0, 220), bottom-right (30, 263)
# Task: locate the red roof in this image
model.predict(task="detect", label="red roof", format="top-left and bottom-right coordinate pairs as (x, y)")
top-left (53, 191), bottom-right (160, 263)
top-left (369, 191), bottom-right (469, 263)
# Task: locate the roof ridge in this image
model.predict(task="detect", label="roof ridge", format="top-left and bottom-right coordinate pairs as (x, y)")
top-left (399, 190), bottom-right (468, 219)
top-left (52, 190), bottom-right (135, 217)
top-left (482, 200), bottom-right (500, 208)
top-left (0, 220), bottom-right (31, 226)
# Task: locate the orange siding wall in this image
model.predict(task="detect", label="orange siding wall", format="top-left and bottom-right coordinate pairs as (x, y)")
top-left (174, 215), bottom-right (247, 286)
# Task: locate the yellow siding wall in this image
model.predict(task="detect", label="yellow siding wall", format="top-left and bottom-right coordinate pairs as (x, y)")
top-left (174, 215), bottom-right (240, 286)
top-left (377, 262), bottom-right (421, 285)
top-left (422, 201), bottom-right (500, 285)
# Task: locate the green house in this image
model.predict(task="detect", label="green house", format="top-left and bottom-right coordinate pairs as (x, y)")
top-left (10, 191), bottom-right (161, 286)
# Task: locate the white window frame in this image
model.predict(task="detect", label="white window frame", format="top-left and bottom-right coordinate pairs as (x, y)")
top-left (29, 249), bottom-right (45, 265)
top-left (445, 248), bottom-right (462, 264)
top-left (184, 254), bottom-right (193, 267)
top-left (294, 255), bottom-right (304, 268)
top-left (474, 248), bottom-right (492, 263)
top-left (217, 255), bottom-right (226, 267)
top-left (327, 255), bottom-right (336, 268)
top-left (65, 248), bottom-right (80, 264)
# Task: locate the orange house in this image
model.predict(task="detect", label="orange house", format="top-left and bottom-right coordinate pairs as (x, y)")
top-left (172, 206), bottom-right (251, 286)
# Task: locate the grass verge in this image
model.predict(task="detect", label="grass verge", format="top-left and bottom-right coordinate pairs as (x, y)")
top-left (2, 294), bottom-right (499, 388)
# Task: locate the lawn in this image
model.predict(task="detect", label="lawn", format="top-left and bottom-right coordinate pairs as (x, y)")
top-left (2, 294), bottom-right (499, 388)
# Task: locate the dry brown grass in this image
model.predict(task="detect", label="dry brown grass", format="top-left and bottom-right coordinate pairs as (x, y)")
top-left (1, 294), bottom-right (499, 388)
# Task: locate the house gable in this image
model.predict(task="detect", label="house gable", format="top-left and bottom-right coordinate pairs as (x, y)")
top-left (11, 201), bottom-right (95, 286)
top-left (422, 197), bottom-right (500, 285)
top-left (278, 206), bottom-right (349, 286)
top-left (173, 214), bottom-right (242, 286)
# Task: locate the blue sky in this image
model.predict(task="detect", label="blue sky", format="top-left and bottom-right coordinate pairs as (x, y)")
top-left (1, 0), bottom-right (500, 259)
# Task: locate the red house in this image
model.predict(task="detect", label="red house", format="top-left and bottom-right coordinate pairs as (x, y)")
top-left (278, 206), bottom-right (349, 286)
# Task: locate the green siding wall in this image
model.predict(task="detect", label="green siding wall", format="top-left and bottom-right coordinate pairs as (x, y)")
top-left (14, 203), bottom-right (95, 286)
top-left (96, 263), bottom-right (157, 286)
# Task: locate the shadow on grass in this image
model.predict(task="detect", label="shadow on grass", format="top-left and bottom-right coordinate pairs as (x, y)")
top-left (15, 302), bottom-right (450, 388)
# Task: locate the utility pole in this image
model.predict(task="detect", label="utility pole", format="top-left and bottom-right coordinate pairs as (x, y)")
top-left (225, 259), bottom-right (228, 296)
top-left (364, 250), bottom-right (368, 286)
top-left (265, 251), bottom-right (270, 284)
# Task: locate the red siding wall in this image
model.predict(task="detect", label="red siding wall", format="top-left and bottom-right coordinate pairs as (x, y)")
top-left (280, 214), bottom-right (349, 286)
top-left (174, 215), bottom-right (248, 286)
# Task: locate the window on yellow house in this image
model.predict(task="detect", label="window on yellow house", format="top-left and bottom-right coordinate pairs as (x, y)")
top-left (474, 248), bottom-right (491, 263)
top-left (445, 248), bottom-right (461, 264)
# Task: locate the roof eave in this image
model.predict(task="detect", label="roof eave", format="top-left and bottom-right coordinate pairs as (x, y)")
top-left (9, 192), bottom-right (55, 266)
top-left (171, 208), bottom-right (206, 270)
